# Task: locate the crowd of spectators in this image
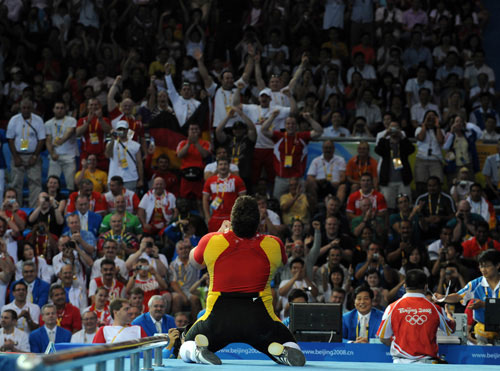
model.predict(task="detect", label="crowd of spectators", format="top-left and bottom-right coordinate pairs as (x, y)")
top-left (0, 0), bottom-right (499, 353)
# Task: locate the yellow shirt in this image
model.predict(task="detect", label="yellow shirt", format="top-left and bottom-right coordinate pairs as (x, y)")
top-left (75, 169), bottom-right (108, 193)
top-left (280, 193), bottom-right (310, 226)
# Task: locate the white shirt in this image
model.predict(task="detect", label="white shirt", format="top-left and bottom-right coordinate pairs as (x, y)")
top-left (6, 113), bottom-right (47, 153)
top-left (357, 312), bottom-right (371, 339)
top-left (98, 325), bottom-right (143, 343)
top-left (44, 115), bottom-right (78, 156)
top-left (2, 301), bottom-right (40, 333)
top-left (414, 126), bottom-right (444, 160)
top-left (323, 126), bottom-right (350, 138)
top-left (71, 328), bottom-right (97, 344)
top-left (480, 130), bottom-right (500, 141)
top-left (45, 325), bottom-right (57, 343)
top-left (427, 239), bottom-right (445, 261)
top-left (78, 211), bottom-right (89, 232)
top-left (15, 257), bottom-right (53, 283)
top-left (404, 78), bottom-right (434, 106)
top-left (165, 75), bottom-right (200, 126)
top-left (346, 64), bottom-right (376, 84)
top-left (104, 189), bottom-right (137, 214)
top-left (207, 83), bottom-right (240, 128)
top-left (307, 154), bottom-right (346, 183)
top-left (241, 104), bottom-right (290, 148)
top-left (108, 139), bottom-right (141, 182)
top-left (0, 327), bottom-right (30, 352)
top-left (410, 102), bottom-right (440, 123)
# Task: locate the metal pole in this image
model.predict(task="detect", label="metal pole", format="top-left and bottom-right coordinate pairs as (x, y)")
top-left (96, 361), bottom-right (106, 371)
top-left (114, 357), bottom-right (124, 371)
top-left (153, 347), bottom-right (163, 367)
top-left (142, 349), bottom-right (153, 371)
top-left (130, 353), bottom-right (140, 371)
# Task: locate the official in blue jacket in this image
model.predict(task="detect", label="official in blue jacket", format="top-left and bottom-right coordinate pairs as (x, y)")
top-left (342, 284), bottom-right (383, 342)
top-left (29, 304), bottom-right (72, 353)
top-left (132, 295), bottom-right (176, 336)
top-left (9, 261), bottom-right (50, 307)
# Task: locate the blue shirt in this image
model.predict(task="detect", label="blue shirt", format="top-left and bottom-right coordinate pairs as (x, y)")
top-left (458, 276), bottom-right (500, 324)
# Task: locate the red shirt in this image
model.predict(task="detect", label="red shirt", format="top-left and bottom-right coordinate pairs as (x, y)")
top-left (377, 293), bottom-right (455, 361)
top-left (77, 116), bottom-right (110, 155)
top-left (462, 237), bottom-right (500, 258)
top-left (39, 303), bottom-right (82, 333)
top-left (109, 107), bottom-right (144, 142)
top-left (346, 189), bottom-right (387, 216)
top-left (176, 139), bottom-right (211, 169)
top-left (203, 174), bottom-right (246, 218)
top-left (271, 131), bottom-right (311, 178)
top-left (193, 231), bottom-right (287, 293)
top-left (67, 191), bottom-right (108, 214)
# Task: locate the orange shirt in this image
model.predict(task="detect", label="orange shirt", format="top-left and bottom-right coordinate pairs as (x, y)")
top-left (345, 156), bottom-right (378, 182)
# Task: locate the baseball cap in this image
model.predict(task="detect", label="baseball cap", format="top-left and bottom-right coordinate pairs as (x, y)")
top-left (259, 88), bottom-right (272, 98)
top-left (116, 120), bottom-right (129, 130)
top-left (10, 66), bottom-right (22, 74)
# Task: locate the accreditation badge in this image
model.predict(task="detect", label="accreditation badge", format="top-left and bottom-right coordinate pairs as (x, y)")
top-left (120, 158), bottom-right (129, 169)
top-left (89, 132), bottom-right (99, 144)
top-left (392, 157), bottom-right (403, 170)
top-left (326, 173), bottom-right (332, 182)
top-left (225, 106), bottom-right (232, 113)
top-left (20, 139), bottom-right (29, 151)
top-left (210, 197), bottom-right (223, 210)
top-left (284, 155), bottom-right (293, 168)
top-left (232, 157), bottom-right (239, 165)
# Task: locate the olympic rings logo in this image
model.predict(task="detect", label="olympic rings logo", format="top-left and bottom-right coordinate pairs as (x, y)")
top-left (405, 314), bottom-right (428, 325)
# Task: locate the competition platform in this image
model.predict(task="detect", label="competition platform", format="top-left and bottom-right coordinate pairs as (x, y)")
top-left (2, 336), bottom-right (500, 371)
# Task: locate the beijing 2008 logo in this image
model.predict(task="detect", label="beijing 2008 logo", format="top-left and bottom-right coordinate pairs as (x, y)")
top-left (405, 314), bottom-right (427, 325)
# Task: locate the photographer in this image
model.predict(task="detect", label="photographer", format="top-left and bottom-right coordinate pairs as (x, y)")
top-left (126, 259), bottom-right (168, 311)
top-left (450, 167), bottom-right (474, 204)
top-left (431, 242), bottom-right (472, 283)
top-left (52, 236), bottom-right (93, 285)
top-left (447, 200), bottom-right (485, 243)
top-left (25, 221), bottom-right (58, 265)
top-left (375, 121), bottom-right (415, 211)
top-left (125, 236), bottom-right (168, 278)
top-left (387, 220), bottom-right (424, 269)
top-left (28, 192), bottom-right (64, 236)
top-left (1, 188), bottom-right (27, 232)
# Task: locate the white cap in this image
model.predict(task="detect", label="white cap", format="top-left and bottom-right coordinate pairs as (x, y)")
top-left (116, 120), bottom-right (129, 130)
top-left (259, 88), bottom-right (272, 98)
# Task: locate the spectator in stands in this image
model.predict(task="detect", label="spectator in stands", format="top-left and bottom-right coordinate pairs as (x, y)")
top-left (105, 120), bottom-right (143, 192)
top-left (450, 167), bottom-right (474, 204)
top-left (352, 198), bottom-right (386, 245)
top-left (93, 298), bottom-right (147, 343)
top-left (52, 236), bottom-right (92, 286)
top-left (345, 141), bottom-right (378, 192)
top-left (2, 281), bottom-right (39, 334)
top-left (402, 31), bottom-right (432, 73)
top-left (138, 177), bottom-right (177, 235)
top-left (375, 121), bottom-right (415, 210)
top-left (482, 141), bottom-right (500, 202)
top-left (74, 155), bottom-right (108, 194)
top-left (29, 303), bottom-right (72, 353)
top-left (28, 192), bottom-right (64, 236)
top-left (464, 50), bottom-right (495, 92)
top-left (436, 250), bottom-right (499, 345)
top-left (126, 257), bottom-right (168, 311)
top-left (2, 188), bottom-right (27, 232)
top-left (215, 108), bottom-right (257, 191)
top-left (203, 146), bottom-right (239, 181)
top-left (414, 111), bottom-right (445, 195)
top-left (104, 176), bottom-right (140, 214)
top-left (479, 114), bottom-right (500, 141)
top-left (125, 236), bottom-right (169, 281)
top-left (144, 154), bottom-right (180, 196)
top-left (132, 295), bottom-right (176, 336)
top-left (7, 98), bottom-right (46, 208)
top-left (97, 214), bottom-right (138, 258)
top-left (342, 285), bottom-right (383, 343)
top-left (282, 288), bottom-right (308, 327)
top-left (462, 221), bottom-right (500, 259)
top-left (316, 245), bottom-right (350, 295)
top-left (202, 157), bottom-right (246, 232)
top-left (389, 193), bottom-right (424, 240)
top-left (91, 240), bottom-right (128, 282)
top-left (410, 87), bottom-right (440, 128)
top-left (176, 123), bottom-right (211, 202)
top-left (58, 264), bottom-right (87, 312)
top-left (346, 173), bottom-right (387, 221)
top-left (71, 195), bottom-right (102, 238)
top-left (470, 93), bottom-right (499, 130)
top-left (9, 261), bottom-right (49, 308)
top-left (280, 177), bottom-right (310, 227)
top-left (466, 183), bottom-right (496, 229)
top-left (322, 110), bottom-right (350, 138)
top-left (63, 213), bottom-right (96, 258)
top-left (85, 287), bottom-right (112, 327)
top-left (355, 89), bottom-right (382, 135)
top-left (386, 219), bottom-right (425, 270)
top-left (71, 311), bottom-right (98, 344)
top-left (346, 52), bottom-right (376, 85)
top-left (89, 259), bottom-right (126, 304)
top-left (170, 239), bottom-right (202, 321)
top-left (67, 179), bottom-right (107, 216)
top-left (107, 75), bottom-right (146, 152)
top-left (75, 98), bottom-right (112, 171)
top-left (447, 200), bottom-right (485, 243)
top-left (427, 226), bottom-right (453, 263)
top-left (0, 310), bottom-right (30, 352)
top-left (256, 195), bottom-right (283, 237)
top-left (45, 176), bottom-right (68, 213)
top-left (40, 284), bottom-right (81, 334)
top-left (14, 242), bottom-right (52, 283)
top-left (100, 195), bottom-right (142, 236)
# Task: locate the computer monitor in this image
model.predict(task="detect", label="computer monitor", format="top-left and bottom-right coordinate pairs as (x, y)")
top-left (484, 298), bottom-right (500, 332)
top-left (289, 303), bottom-right (342, 342)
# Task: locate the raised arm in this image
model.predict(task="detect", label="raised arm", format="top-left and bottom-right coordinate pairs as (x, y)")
top-left (261, 109), bottom-right (280, 139)
top-left (107, 75), bottom-right (122, 112)
top-left (193, 49), bottom-right (213, 90)
top-left (288, 53), bottom-right (308, 93)
top-left (301, 111), bottom-right (323, 138)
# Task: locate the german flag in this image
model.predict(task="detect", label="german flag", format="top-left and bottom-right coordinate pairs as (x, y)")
top-left (149, 98), bottom-right (212, 169)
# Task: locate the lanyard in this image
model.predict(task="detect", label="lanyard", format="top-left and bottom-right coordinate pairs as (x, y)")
top-left (484, 285), bottom-right (500, 298)
top-left (56, 307), bottom-right (66, 326)
top-left (322, 159), bottom-right (334, 178)
top-left (356, 156), bottom-right (368, 178)
top-left (23, 119), bottom-right (31, 140)
top-left (284, 132), bottom-right (296, 156)
top-left (177, 263), bottom-right (187, 286)
top-left (232, 137), bottom-right (241, 159)
top-left (55, 118), bottom-right (65, 138)
top-left (222, 89), bottom-right (233, 107)
top-left (116, 139), bottom-right (129, 163)
top-left (111, 326), bottom-right (127, 343)
top-left (216, 177), bottom-right (228, 198)
top-left (110, 229), bottom-right (124, 241)
top-left (428, 194), bottom-right (441, 215)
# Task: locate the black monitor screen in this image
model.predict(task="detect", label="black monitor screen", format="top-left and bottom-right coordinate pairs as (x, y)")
top-left (485, 298), bottom-right (500, 332)
top-left (289, 303), bottom-right (342, 342)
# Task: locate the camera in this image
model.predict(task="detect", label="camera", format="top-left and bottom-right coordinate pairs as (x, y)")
top-left (459, 181), bottom-right (467, 188)
top-left (445, 269), bottom-right (453, 275)
top-left (43, 196), bottom-right (50, 202)
top-left (146, 242), bottom-right (153, 248)
top-left (372, 253), bottom-right (379, 262)
top-left (112, 132), bottom-right (118, 138)
top-left (136, 265), bottom-right (149, 271)
top-left (65, 241), bottom-right (77, 249)
top-left (389, 127), bottom-right (398, 133)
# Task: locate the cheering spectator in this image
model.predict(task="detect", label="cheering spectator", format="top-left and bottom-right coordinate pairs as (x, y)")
top-left (89, 259), bottom-right (126, 304)
top-left (39, 284), bottom-right (81, 334)
top-left (138, 177), bottom-right (177, 235)
top-left (67, 179), bottom-right (107, 216)
top-left (74, 155), bottom-right (108, 194)
top-left (2, 281), bottom-right (40, 334)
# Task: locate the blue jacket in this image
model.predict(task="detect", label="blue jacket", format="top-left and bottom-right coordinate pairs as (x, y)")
top-left (65, 211), bottom-right (102, 237)
top-left (132, 312), bottom-right (176, 336)
top-left (9, 278), bottom-right (50, 307)
top-left (29, 326), bottom-right (72, 353)
top-left (342, 307), bottom-right (384, 341)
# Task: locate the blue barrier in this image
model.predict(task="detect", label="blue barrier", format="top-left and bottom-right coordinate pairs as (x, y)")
top-left (52, 342), bottom-right (500, 365)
